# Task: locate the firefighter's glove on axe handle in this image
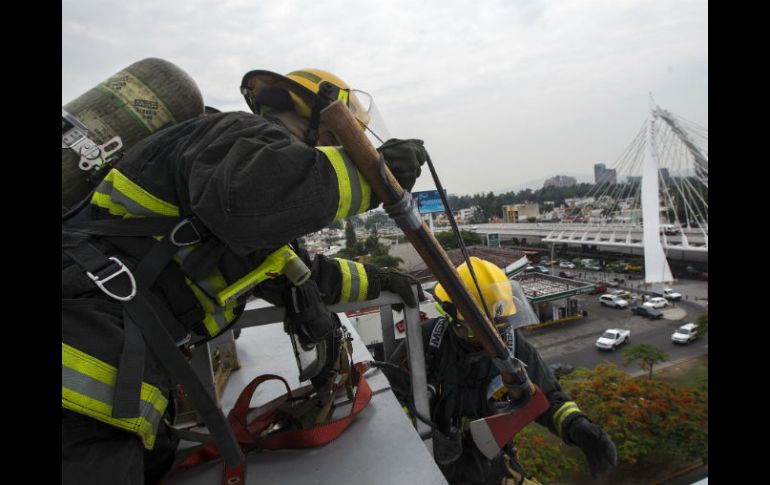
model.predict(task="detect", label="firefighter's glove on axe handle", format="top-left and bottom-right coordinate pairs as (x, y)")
top-left (370, 138), bottom-right (428, 207)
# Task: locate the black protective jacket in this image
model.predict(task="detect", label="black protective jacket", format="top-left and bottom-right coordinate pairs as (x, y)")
top-left (383, 317), bottom-right (575, 485)
top-left (62, 111), bottom-right (381, 484)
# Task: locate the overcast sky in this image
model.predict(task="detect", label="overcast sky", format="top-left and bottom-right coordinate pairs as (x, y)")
top-left (62, 0), bottom-right (707, 195)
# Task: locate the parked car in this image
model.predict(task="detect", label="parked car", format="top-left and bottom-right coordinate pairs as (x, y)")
top-left (525, 265), bottom-right (549, 274)
top-left (661, 288), bottom-right (682, 301)
top-left (558, 271), bottom-right (576, 279)
top-left (643, 297), bottom-right (668, 309)
top-left (585, 263), bottom-right (601, 271)
top-left (631, 305), bottom-right (663, 319)
top-left (599, 294), bottom-right (628, 308)
top-left (610, 289), bottom-right (631, 299)
top-left (591, 283), bottom-right (608, 294)
top-left (559, 261), bottom-right (576, 269)
top-left (671, 323), bottom-right (698, 344)
top-left (595, 328), bottom-right (631, 350)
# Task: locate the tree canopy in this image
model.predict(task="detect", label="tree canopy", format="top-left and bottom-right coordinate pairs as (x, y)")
top-left (622, 343), bottom-right (669, 379)
top-left (561, 363), bottom-right (707, 466)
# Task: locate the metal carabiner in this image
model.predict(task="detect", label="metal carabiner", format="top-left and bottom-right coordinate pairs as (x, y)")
top-left (86, 257), bottom-right (137, 302)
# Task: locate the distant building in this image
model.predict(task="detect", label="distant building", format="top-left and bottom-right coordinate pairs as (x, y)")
top-left (625, 176), bottom-right (642, 184)
top-left (503, 203), bottom-right (540, 223)
top-left (594, 163), bottom-right (617, 184)
top-left (544, 175), bottom-right (577, 188)
top-left (457, 206), bottom-right (480, 223)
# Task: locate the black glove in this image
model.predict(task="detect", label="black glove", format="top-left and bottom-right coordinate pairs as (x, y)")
top-left (567, 416), bottom-right (617, 479)
top-left (376, 138), bottom-right (428, 196)
top-left (377, 267), bottom-right (426, 309)
top-left (283, 280), bottom-right (334, 347)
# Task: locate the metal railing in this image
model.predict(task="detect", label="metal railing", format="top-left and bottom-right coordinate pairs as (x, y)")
top-left (185, 286), bottom-right (432, 438)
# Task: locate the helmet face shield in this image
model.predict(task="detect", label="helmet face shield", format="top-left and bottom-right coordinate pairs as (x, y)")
top-left (508, 279), bottom-right (540, 330)
top-left (350, 89), bottom-right (391, 146)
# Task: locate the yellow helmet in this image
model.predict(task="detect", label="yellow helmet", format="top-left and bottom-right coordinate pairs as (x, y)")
top-left (240, 68), bottom-right (375, 141)
top-left (434, 257), bottom-right (517, 331)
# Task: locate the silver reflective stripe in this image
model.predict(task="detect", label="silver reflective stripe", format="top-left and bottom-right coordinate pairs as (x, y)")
top-left (175, 245), bottom-right (195, 263)
top-left (340, 154), bottom-right (362, 217)
top-left (61, 364), bottom-right (163, 432)
top-left (196, 277), bottom-right (219, 298)
top-left (345, 260), bottom-right (361, 302)
top-left (212, 311), bottom-right (228, 330)
top-left (94, 178), bottom-right (159, 217)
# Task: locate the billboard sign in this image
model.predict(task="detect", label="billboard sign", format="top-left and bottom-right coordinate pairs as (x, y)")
top-left (413, 190), bottom-right (446, 214)
top-left (486, 233), bottom-right (500, 248)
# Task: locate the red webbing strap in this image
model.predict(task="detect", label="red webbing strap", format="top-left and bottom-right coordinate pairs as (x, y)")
top-left (173, 363), bottom-right (372, 480)
top-left (250, 363), bottom-right (371, 450)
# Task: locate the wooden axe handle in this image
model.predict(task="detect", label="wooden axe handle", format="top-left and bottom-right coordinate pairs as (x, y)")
top-left (320, 100), bottom-right (529, 396)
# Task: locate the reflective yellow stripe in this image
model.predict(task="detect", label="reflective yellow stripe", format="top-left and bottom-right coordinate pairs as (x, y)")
top-left (318, 146), bottom-right (353, 220)
top-left (337, 89), bottom-right (349, 104)
top-left (90, 169), bottom-right (180, 217)
top-left (356, 167), bottom-right (371, 213)
top-left (355, 262), bottom-right (368, 301)
top-left (334, 258), bottom-right (369, 303)
top-left (187, 274), bottom-right (237, 338)
top-left (61, 343), bottom-right (168, 449)
top-left (337, 258), bottom-right (352, 303)
top-left (553, 401), bottom-right (581, 438)
top-left (318, 147), bottom-right (372, 219)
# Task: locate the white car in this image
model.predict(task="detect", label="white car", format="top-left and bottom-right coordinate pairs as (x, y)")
top-left (599, 294), bottom-right (628, 308)
top-left (596, 328), bottom-right (631, 350)
top-left (610, 289), bottom-right (631, 299)
top-left (672, 323), bottom-right (698, 344)
top-left (662, 288), bottom-right (683, 301)
top-left (559, 261), bottom-right (576, 269)
top-left (643, 297), bottom-right (668, 309)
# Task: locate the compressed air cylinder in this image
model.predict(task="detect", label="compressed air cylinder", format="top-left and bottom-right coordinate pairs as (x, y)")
top-left (62, 58), bottom-right (204, 210)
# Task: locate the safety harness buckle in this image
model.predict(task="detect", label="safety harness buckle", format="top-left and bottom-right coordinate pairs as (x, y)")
top-left (170, 219), bottom-right (203, 246)
top-left (86, 256), bottom-right (137, 302)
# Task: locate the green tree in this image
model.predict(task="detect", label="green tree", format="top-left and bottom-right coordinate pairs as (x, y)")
top-left (516, 424), bottom-right (579, 483)
top-left (368, 244), bottom-right (403, 267)
top-left (345, 220), bottom-right (357, 249)
top-left (622, 344), bottom-right (668, 379)
top-left (694, 312), bottom-right (708, 337)
top-left (434, 229), bottom-right (482, 250)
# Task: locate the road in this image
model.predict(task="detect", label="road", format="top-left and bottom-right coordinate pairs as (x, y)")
top-left (522, 286), bottom-right (708, 375)
top-left (542, 318), bottom-right (708, 375)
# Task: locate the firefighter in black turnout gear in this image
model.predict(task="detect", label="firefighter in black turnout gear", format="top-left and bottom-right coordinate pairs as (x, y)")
top-left (380, 258), bottom-right (617, 484)
top-left (62, 68), bottom-right (429, 484)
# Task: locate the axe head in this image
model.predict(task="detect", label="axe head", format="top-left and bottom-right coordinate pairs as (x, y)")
top-left (469, 384), bottom-right (550, 460)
